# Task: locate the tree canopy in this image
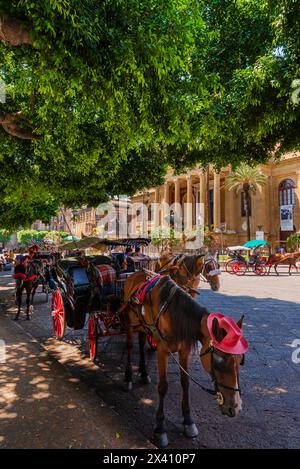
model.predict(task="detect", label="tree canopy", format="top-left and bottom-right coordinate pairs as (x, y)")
top-left (0, 0), bottom-right (299, 229)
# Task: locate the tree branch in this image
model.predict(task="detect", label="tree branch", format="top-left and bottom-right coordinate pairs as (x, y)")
top-left (0, 13), bottom-right (32, 46)
top-left (0, 110), bottom-right (39, 140)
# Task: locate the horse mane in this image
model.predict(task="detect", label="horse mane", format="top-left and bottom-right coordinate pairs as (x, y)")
top-left (179, 254), bottom-right (204, 276)
top-left (158, 277), bottom-right (208, 347)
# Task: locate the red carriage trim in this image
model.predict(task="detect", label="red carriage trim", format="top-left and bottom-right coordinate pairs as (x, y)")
top-left (96, 264), bottom-right (116, 285)
top-left (132, 274), bottom-right (162, 305)
top-left (13, 273), bottom-right (27, 280)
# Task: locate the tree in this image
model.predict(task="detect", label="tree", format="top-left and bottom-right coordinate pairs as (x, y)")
top-left (287, 233), bottom-right (300, 251)
top-left (225, 163), bottom-right (267, 241)
top-left (0, 0), bottom-right (207, 229)
top-left (0, 1), bottom-right (300, 231)
top-left (0, 229), bottom-right (11, 247)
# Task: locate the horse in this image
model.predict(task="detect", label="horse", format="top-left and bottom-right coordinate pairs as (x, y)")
top-left (13, 259), bottom-right (45, 320)
top-left (155, 253), bottom-right (221, 294)
top-left (266, 251), bottom-right (300, 275)
top-left (121, 271), bottom-right (247, 447)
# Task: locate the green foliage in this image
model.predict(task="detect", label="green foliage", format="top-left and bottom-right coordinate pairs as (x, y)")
top-left (0, 0), bottom-right (205, 224)
top-left (0, 229), bottom-right (11, 243)
top-left (0, 0), bottom-right (299, 230)
top-left (150, 226), bottom-right (178, 252)
top-left (225, 163), bottom-right (267, 193)
top-left (286, 232), bottom-right (300, 251)
top-left (16, 229), bottom-right (68, 245)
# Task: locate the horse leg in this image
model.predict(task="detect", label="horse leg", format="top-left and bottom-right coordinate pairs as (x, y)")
top-left (14, 285), bottom-right (22, 320)
top-left (275, 264), bottom-right (279, 276)
top-left (30, 284), bottom-right (37, 313)
top-left (179, 348), bottom-right (199, 438)
top-left (25, 287), bottom-right (31, 319)
top-left (153, 348), bottom-right (169, 448)
top-left (138, 331), bottom-right (151, 384)
top-left (124, 320), bottom-right (134, 391)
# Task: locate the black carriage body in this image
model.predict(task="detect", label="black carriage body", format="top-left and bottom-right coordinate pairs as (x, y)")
top-left (56, 258), bottom-right (92, 330)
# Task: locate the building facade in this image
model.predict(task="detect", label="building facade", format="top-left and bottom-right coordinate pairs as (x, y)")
top-left (130, 152), bottom-right (300, 248)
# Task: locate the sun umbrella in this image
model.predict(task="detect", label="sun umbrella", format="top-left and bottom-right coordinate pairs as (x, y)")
top-left (62, 235), bottom-right (80, 242)
top-left (243, 240), bottom-right (270, 248)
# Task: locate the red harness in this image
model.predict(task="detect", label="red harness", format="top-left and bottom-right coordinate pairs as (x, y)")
top-left (132, 275), bottom-right (161, 304)
top-left (13, 273), bottom-right (37, 282)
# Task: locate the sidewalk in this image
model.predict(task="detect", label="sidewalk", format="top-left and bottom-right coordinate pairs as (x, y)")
top-left (0, 312), bottom-right (154, 449)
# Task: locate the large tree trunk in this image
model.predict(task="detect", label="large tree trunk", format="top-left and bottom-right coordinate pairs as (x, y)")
top-left (0, 111), bottom-right (39, 140)
top-left (245, 190), bottom-right (251, 241)
top-left (0, 14), bottom-right (32, 45)
top-left (206, 167), bottom-right (210, 227)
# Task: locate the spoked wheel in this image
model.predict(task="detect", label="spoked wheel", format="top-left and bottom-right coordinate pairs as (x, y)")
top-left (233, 262), bottom-right (247, 276)
top-left (88, 313), bottom-right (98, 362)
top-left (254, 264), bottom-right (267, 276)
top-left (225, 260), bottom-right (235, 274)
top-left (51, 289), bottom-right (66, 340)
top-left (147, 334), bottom-right (157, 351)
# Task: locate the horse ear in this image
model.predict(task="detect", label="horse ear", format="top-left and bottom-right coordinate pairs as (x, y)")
top-left (212, 318), bottom-right (227, 342)
top-left (236, 315), bottom-right (244, 329)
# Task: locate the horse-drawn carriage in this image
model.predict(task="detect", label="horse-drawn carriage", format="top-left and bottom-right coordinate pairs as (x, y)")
top-left (50, 238), bottom-right (156, 359)
top-left (49, 240), bottom-right (249, 448)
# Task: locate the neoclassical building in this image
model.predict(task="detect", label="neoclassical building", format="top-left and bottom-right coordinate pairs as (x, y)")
top-left (130, 152), bottom-right (300, 248)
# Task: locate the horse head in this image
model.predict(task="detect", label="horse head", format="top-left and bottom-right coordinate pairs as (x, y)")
top-left (200, 314), bottom-right (246, 417)
top-left (176, 254), bottom-right (221, 292)
top-left (202, 255), bottom-right (221, 291)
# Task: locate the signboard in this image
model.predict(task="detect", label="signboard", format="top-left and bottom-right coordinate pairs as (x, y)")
top-left (256, 231), bottom-right (264, 241)
top-left (280, 204), bottom-right (293, 231)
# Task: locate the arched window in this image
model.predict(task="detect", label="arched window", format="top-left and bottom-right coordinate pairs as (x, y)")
top-left (278, 179), bottom-right (295, 207)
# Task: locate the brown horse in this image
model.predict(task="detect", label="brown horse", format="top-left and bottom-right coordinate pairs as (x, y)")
top-left (266, 251), bottom-right (300, 275)
top-left (122, 271), bottom-right (246, 447)
top-left (13, 259), bottom-right (44, 320)
top-left (155, 253), bottom-right (221, 294)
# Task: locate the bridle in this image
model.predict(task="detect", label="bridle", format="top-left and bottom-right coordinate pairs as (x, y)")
top-left (200, 345), bottom-right (244, 404)
top-left (200, 256), bottom-right (221, 283)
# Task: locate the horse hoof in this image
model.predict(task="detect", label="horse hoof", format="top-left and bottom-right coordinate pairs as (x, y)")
top-left (125, 382), bottom-right (133, 392)
top-left (153, 432), bottom-right (168, 448)
top-left (140, 375), bottom-right (151, 384)
top-left (183, 423), bottom-right (199, 438)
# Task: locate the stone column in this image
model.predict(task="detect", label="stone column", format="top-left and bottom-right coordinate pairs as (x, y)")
top-left (173, 177), bottom-right (182, 230)
top-left (199, 170), bottom-right (206, 225)
top-left (295, 170), bottom-right (300, 231)
top-left (213, 171), bottom-right (221, 230)
top-left (186, 174), bottom-right (193, 230)
top-left (162, 182), bottom-right (170, 227)
top-left (174, 178), bottom-right (180, 205)
top-left (224, 171), bottom-right (235, 231)
top-left (153, 187), bottom-right (160, 228)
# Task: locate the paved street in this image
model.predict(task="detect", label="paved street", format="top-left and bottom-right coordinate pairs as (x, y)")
top-left (1, 269), bottom-right (300, 448)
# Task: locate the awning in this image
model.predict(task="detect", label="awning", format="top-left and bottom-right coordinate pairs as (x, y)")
top-left (58, 237), bottom-right (151, 251)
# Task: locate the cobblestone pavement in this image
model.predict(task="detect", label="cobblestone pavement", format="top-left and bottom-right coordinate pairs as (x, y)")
top-left (1, 268), bottom-right (300, 449)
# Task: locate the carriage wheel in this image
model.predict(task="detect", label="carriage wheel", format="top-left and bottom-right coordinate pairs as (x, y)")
top-left (225, 260), bottom-right (235, 274)
top-left (88, 313), bottom-right (98, 362)
top-left (147, 334), bottom-right (157, 351)
top-left (254, 264), bottom-right (267, 276)
top-left (51, 289), bottom-right (66, 339)
top-left (233, 262), bottom-right (246, 276)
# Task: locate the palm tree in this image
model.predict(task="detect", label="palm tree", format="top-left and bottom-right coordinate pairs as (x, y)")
top-left (225, 163), bottom-right (267, 241)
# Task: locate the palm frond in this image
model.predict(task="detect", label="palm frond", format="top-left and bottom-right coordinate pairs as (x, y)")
top-left (225, 163), bottom-right (267, 193)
